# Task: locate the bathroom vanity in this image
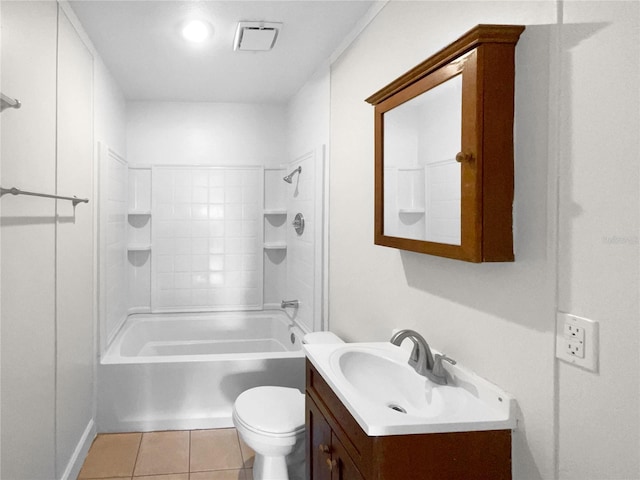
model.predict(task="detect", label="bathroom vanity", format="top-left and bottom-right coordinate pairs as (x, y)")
top-left (304, 343), bottom-right (515, 480)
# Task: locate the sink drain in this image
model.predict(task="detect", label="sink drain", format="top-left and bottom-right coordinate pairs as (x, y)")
top-left (387, 403), bottom-right (407, 414)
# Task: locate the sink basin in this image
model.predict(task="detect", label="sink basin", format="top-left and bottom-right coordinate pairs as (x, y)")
top-left (304, 342), bottom-right (516, 436)
top-left (334, 349), bottom-right (462, 418)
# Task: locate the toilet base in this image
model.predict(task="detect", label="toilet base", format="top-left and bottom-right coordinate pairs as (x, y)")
top-left (253, 454), bottom-right (287, 480)
top-left (249, 434), bottom-right (305, 480)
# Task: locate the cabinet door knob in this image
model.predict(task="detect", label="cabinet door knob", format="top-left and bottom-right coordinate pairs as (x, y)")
top-left (455, 151), bottom-right (474, 163)
top-left (326, 458), bottom-right (338, 471)
top-left (319, 444), bottom-right (331, 454)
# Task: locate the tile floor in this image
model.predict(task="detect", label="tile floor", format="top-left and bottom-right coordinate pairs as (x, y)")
top-left (78, 428), bottom-right (254, 480)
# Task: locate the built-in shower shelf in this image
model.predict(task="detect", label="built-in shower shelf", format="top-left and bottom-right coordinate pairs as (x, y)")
top-left (398, 208), bottom-right (425, 214)
top-left (127, 244), bottom-right (152, 252)
top-left (264, 209), bottom-right (287, 216)
top-left (264, 242), bottom-right (287, 250)
top-left (128, 210), bottom-right (151, 216)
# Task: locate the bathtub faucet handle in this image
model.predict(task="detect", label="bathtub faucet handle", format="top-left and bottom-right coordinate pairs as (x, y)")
top-left (281, 299), bottom-right (299, 309)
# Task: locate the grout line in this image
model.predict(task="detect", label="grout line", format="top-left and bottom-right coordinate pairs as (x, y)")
top-left (235, 429), bottom-right (244, 465)
top-left (130, 432), bottom-right (144, 478)
top-left (188, 429), bottom-right (192, 473)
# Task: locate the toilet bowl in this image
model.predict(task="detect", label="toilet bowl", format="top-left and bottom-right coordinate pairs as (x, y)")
top-left (233, 386), bottom-right (306, 479)
top-left (233, 331), bottom-right (343, 480)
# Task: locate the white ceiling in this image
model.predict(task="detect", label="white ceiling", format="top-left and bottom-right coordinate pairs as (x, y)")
top-left (69, 1), bottom-right (378, 104)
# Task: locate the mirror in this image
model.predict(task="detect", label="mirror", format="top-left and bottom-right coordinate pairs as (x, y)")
top-left (367, 24), bottom-right (525, 262)
top-left (383, 73), bottom-right (462, 245)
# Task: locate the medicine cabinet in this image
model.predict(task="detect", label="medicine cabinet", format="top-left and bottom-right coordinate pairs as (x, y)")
top-left (366, 24), bottom-right (525, 262)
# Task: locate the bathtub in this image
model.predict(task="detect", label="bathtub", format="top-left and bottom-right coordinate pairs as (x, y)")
top-left (97, 310), bottom-right (306, 432)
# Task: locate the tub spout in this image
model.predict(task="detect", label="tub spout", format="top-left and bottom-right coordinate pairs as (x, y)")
top-left (281, 299), bottom-right (299, 309)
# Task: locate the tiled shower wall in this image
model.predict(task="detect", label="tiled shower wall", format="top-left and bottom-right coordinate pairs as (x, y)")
top-left (151, 166), bottom-right (263, 312)
top-left (99, 145), bottom-right (128, 352)
top-left (285, 151), bottom-right (323, 333)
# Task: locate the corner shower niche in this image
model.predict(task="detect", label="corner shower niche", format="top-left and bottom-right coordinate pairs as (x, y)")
top-left (127, 167), bottom-right (152, 312)
top-left (122, 165), bottom-right (290, 315)
top-left (263, 167), bottom-right (288, 309)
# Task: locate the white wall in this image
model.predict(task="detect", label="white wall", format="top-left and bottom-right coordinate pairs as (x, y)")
top-left (286, 65), bottom-right (330, 161)
top-left (1, 2), bottom-right (127, 478)
top-left (1, 2), bottom-right (58, 477)
top-left (329, 1), bottom-right (639, 479)
top-left (556, 2), bottom-right (639, 478)
top-left (127, 101), bottom-right (286, 167)
top-left (331, 2), bottom-right (556, 479)
top-left (55, 8), bottom-right (95, 479)
top-left (94, 58), bottom-right (126, 156)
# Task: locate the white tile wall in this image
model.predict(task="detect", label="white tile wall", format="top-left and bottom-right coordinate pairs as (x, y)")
top-left (100, 146), bottom-right (128, 351)
top-left (285, 151), bottom-right (323, 332)
top-left (151, 166), bottom-right (263, 312)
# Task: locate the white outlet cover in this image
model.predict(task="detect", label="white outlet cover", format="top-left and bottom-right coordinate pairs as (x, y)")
top-left (556, 312), bottom-right (599, 372)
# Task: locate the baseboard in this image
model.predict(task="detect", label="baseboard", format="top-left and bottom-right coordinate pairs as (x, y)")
top-left (59, 418), bottom-right (96, 480)
top-left (99, 415), bottom-right (234, 434)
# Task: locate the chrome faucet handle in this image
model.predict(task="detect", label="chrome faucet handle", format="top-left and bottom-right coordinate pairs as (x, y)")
top-left (430, 354), bottom-right (457, 385)
top-left (281, 299), bottom-right (299, 309)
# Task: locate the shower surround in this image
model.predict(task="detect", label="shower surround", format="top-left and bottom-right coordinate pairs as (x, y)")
top-left (97, 138), bottom-right (324, 431)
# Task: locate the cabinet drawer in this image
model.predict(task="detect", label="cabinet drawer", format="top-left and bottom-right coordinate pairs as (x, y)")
top-left (306, 361), bottom-right (372, 477)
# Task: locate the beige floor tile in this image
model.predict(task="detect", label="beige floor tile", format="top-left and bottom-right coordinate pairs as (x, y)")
top-left (134, 474), bottom-right (189, 480)
top-left (236, 434), bottom-right (255, 469)
top-left (134, 431), bottom-right (190, 476)
top-left (78, 432), bottom-right (142, 479)
top-left (190, 429), bottom-right (244, 472)
top-left (189, 469), bottom-right (248, 480)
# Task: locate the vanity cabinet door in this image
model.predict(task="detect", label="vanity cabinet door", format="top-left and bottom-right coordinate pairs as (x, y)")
top-left (307, 396), bottom-right (333, 480)
top-left (330, 433), bottom-right (365, 480)
top-left (307, 395), bottom-right (365, 480)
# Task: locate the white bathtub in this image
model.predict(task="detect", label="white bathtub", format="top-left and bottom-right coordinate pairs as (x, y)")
top-left (98, 310), bottom-right (306, 432)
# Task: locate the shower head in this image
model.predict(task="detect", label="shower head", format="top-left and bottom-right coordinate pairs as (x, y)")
top-left (283, 166), bottom-right (302, 184)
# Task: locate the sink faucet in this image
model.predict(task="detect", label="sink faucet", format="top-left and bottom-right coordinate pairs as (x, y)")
top-left (389, 329), bottom-right (456, 385)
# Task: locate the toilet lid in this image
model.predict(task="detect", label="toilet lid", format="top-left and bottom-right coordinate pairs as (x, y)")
top-left (234, 386), bottom-right (305, 435)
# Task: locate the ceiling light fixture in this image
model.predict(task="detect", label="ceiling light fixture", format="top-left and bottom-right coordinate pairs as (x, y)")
top-left (182, 20), bottom-right (211, 43)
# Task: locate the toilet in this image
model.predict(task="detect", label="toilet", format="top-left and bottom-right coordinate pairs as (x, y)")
top-left (232, 331), bottom-right (343, 480)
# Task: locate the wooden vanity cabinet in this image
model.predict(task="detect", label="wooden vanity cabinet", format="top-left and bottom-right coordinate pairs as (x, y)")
top-left (305, 360), bottom-right (512, 480)
top-left (308, 397), bottom-right (364, 480)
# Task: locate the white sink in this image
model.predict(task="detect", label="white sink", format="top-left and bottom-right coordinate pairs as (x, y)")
top-left (304, 342), bottom-right (517, 436)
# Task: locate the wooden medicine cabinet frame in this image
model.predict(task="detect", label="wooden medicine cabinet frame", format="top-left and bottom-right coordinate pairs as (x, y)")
top-left (366, 24), bottom-right (525, 262)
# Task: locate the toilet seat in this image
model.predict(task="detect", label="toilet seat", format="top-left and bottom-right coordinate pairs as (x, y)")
top-left (233, 386), bottom-right (305, 437)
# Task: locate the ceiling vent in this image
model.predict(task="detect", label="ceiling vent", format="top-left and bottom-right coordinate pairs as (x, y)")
top-left (233, 22), bottom-right (282, 51)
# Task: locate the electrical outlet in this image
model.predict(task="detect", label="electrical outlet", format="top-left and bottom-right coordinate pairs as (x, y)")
top-left (566, 338), bottom-right (584, 358)
top-left (556, 312), bottom-right (598, 371)
top-left (564, 323), bottom-right (584, 342)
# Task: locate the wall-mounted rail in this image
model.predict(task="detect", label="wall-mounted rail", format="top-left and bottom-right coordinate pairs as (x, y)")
top-left (0, 186), bottom-right (89, 206)
top-left (0, 93), bottom-right (21, 112)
